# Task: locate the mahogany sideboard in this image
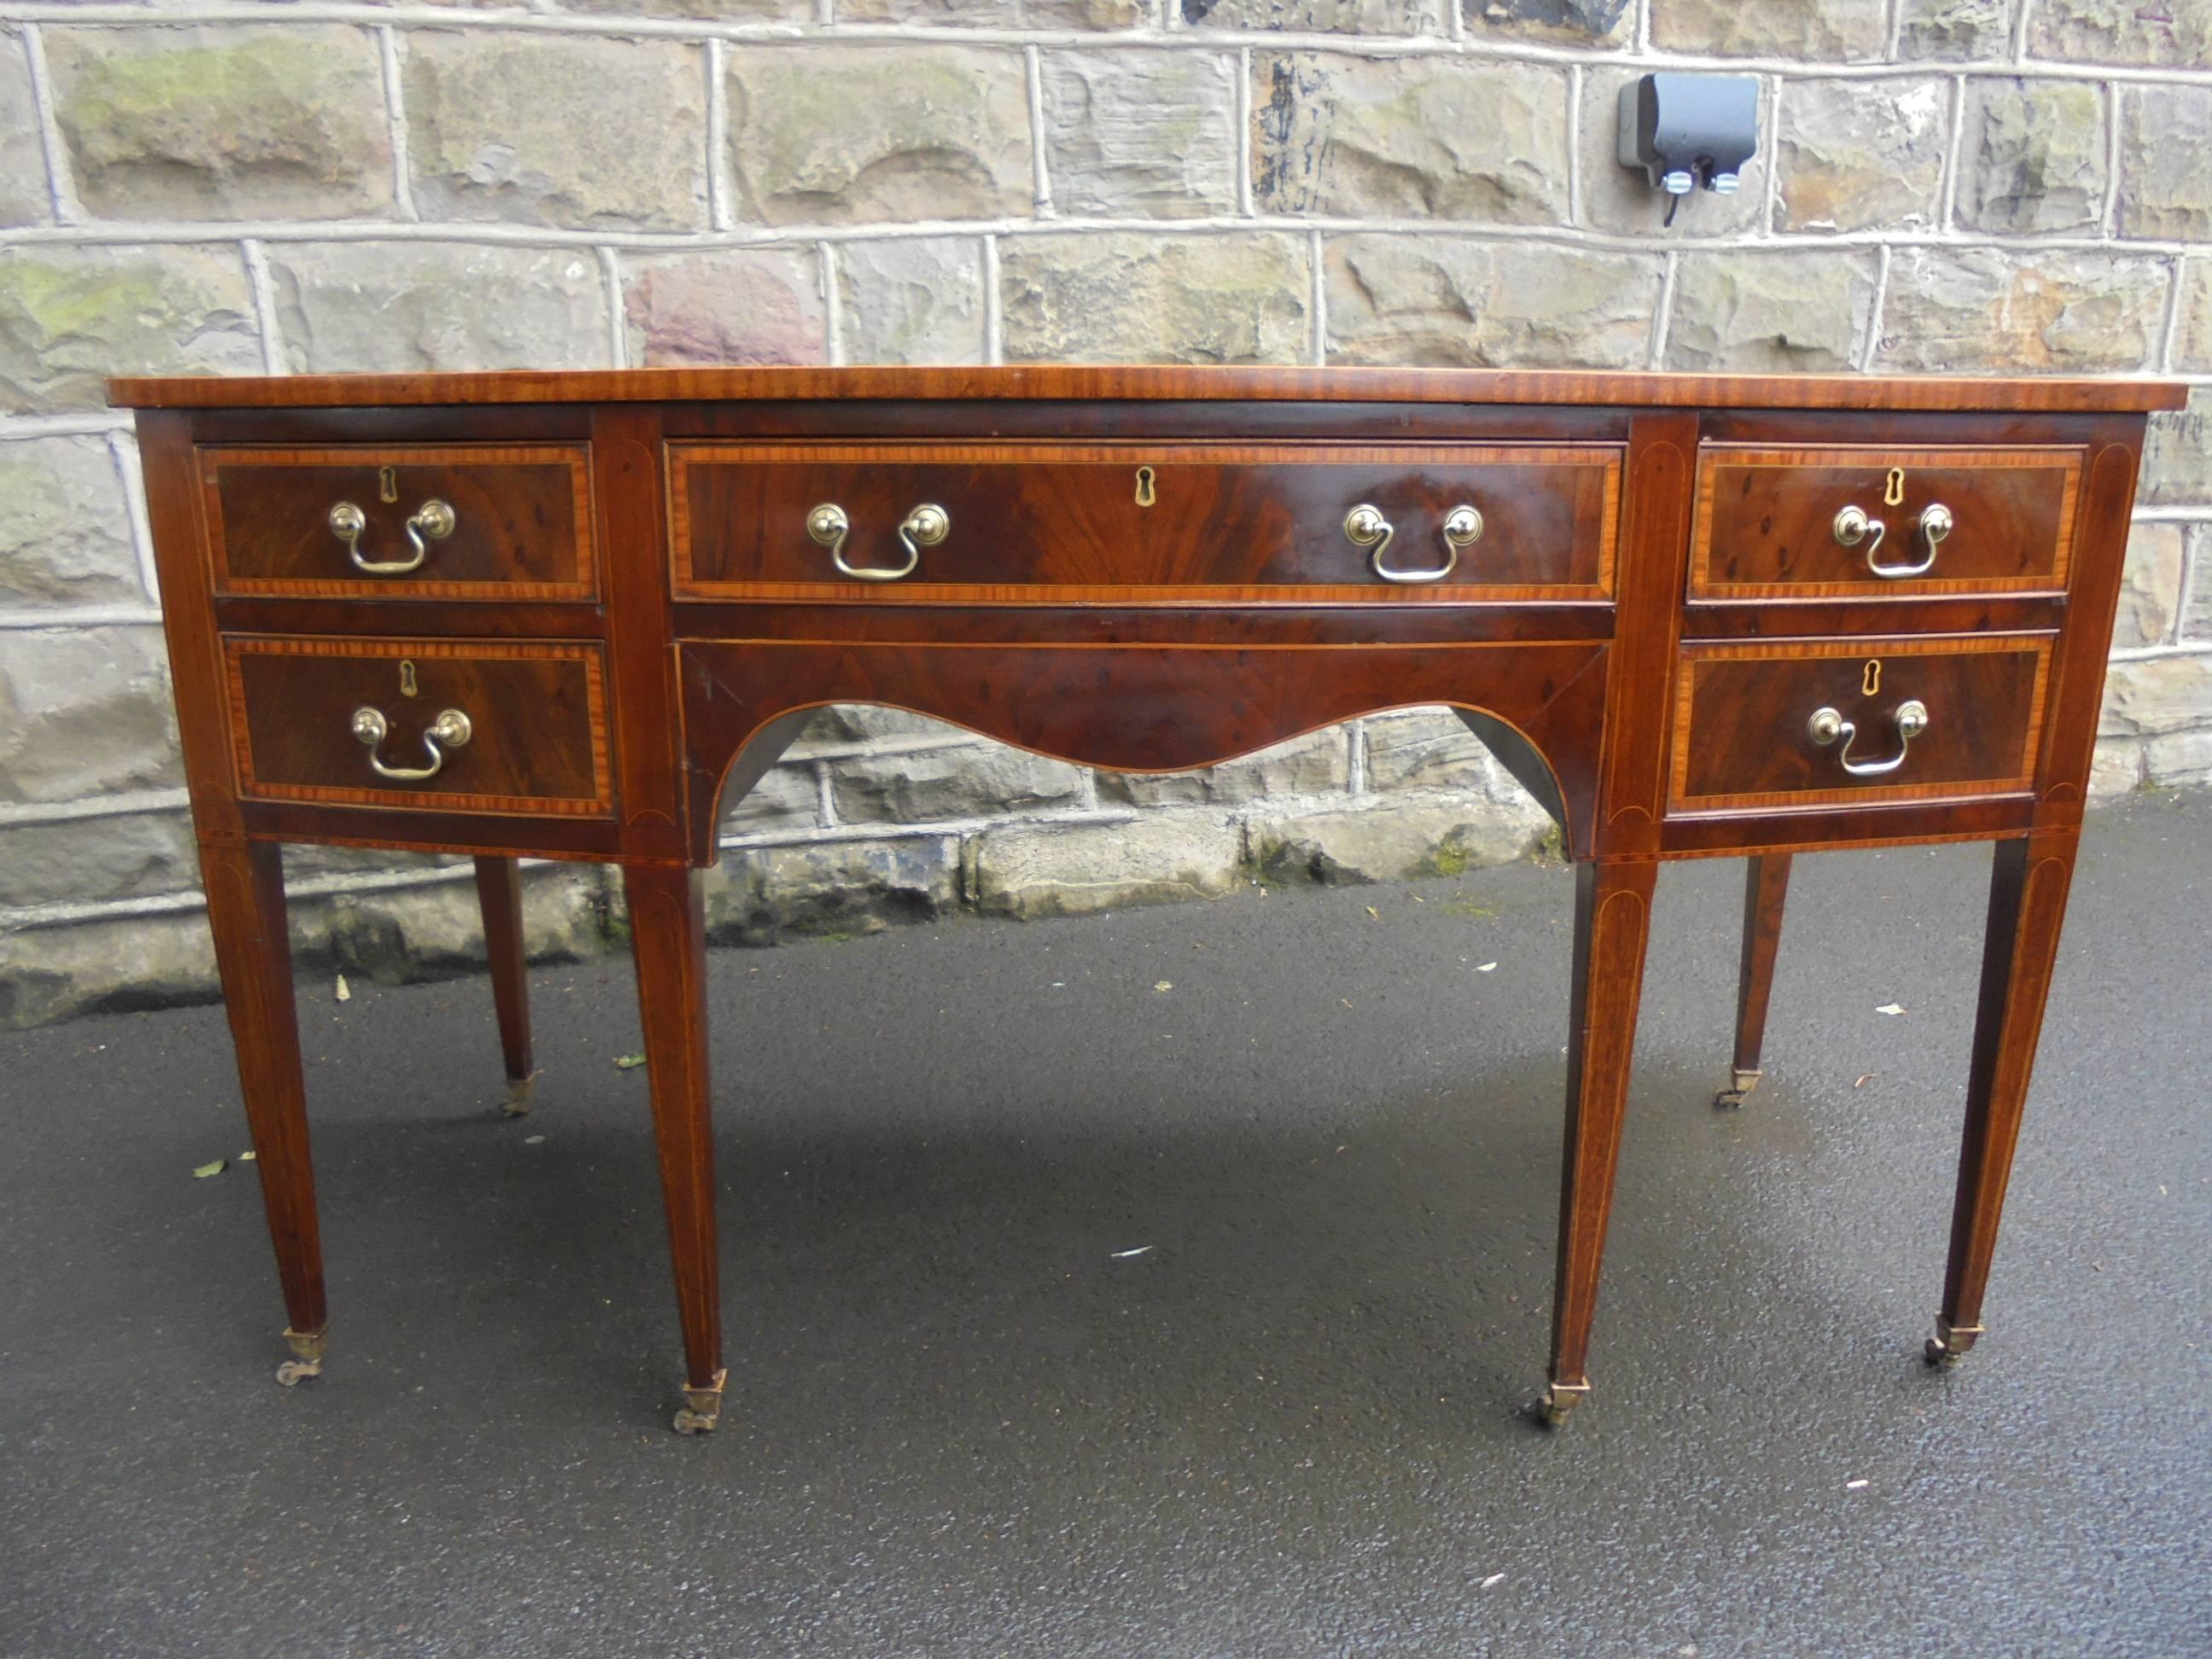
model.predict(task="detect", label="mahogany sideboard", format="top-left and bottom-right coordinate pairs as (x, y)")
top-left (107, 365), bottom-right (2186, 1434)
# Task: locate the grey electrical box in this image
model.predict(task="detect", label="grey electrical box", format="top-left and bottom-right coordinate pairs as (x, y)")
top-left (1617, 73), bottom-right (1759, 198)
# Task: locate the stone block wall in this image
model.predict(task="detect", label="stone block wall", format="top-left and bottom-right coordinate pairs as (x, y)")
top-left (1, 0), bottom-right (2208, 1025)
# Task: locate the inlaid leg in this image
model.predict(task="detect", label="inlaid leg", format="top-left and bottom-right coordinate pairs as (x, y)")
top-left (1716, 853), bottom-right (1792, 1109)
top-left (1545, 859), bottom-right (1658, 1426)
top-left (1928, 833), bottom-right (2077, 1369)
top-left (622, 864), bottom-right (725, 1434)
top-left (474, 856), bottom-right (538, 1115)
top-left (199, 840), bottom-right (329, 1387)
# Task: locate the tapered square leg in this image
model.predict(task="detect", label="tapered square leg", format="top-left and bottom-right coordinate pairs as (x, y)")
top-left (1928, 833), bottom-right (2077, 1369)
top-left (622, 864), bottom-right (725, 1434)
top-left (1717, 853), bottom-right (1792, 1109)
top-left (1545, 859), bottom-right (1657, 1426)
top-left (199, 840), bottom-right (329, 1385)
top-left (474, 856), bottom-right (538, 1115)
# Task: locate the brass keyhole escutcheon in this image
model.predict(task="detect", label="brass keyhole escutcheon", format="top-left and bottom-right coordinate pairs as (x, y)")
top-left (379, 465), bottom-right (399, 504)
top-left (1862, 659), bottom-right (1881, 697)
top-left (399, 660), bottom-right (419, 698)
top-left (1135, 466), bottom-right (1156, 508)
top-left (1883, 467), bottom-right (1905, 507)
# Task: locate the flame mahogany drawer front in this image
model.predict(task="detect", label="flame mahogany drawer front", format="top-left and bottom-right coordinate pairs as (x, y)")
top-left (224, 637), bottom-right (614, 817)
top-left (1691, 445), bottom-right (2082, 599)
top-left (668, 442), bottom-right (1623, 599)
top-left (203, 445), bottom-right (596, 600)
top-left (1669, 637), bottom-right (2053, 814)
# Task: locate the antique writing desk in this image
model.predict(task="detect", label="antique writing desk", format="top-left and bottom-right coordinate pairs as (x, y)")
top-left (109, 366), bottom-right (2184, 1433)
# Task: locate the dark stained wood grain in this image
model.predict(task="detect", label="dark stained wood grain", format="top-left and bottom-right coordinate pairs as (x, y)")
top-left (672, 442), bottom-right (1620, 599)
top-left (206, 445), bottom-right (593, 598)
top-left (212, 597), bottom-right (608, 641)
top-left (108, 364), bottom-right (2189, 412)
top-left (138, 410), bottom-right (245, 844)
top-left (1546, 857), bottom-right (1656, 1421)
top-left (1671, 637), bottom-right (2052, 812)
top-left (200, 840), bottom-right (327, 1346)
top-left (1692, 445), bottom-right (2080, 597)
top-left (114, 365), bottom-right (2165, 1433)
top-left (1658, 799), bottom-right (2036, 859)
top-left (596, 406), bottom-right (691, 866)
top-left (2033, 421), bottom-right (2151, 820)
top-left (1596, 412), bottom-right (1698, 859)
top-left (1681, 592), bottom-right (2064, 642)
top-left (1937, 830), bottom-right (2078, 1360)
top-left (679, 638), bottom-right (1611, 864)
top-left (1728, 853), bottom-right (1792, 1096)
top-left (674, 598), bottom-right (1616, 647)
top-left (225, 637), bottom-right (612, 815)
top-left (474, 856), bottom-right (534, 1095)
top-left (238, 798), bottom-right (632, 863)
top-left (623, 864), bottom-right (724, 1405)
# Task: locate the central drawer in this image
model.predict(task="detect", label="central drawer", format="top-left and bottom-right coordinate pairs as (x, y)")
top-left (669, 442), bottom-right (1621, 600)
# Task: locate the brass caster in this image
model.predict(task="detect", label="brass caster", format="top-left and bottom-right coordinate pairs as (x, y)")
top-left (1924, 1318), bottom-right (1983, 1370)
top-left (276, 1328), bottom-right (325, 1388)
top-left (1714, 1068), bottom-right (1761, 1109)
top-left (1540, 1381), bottom-right (1590, 1428)
top-left (501, 1071), bottom-right (540, 1118)
top-left (672, 1367), bottom-right (726, 1435)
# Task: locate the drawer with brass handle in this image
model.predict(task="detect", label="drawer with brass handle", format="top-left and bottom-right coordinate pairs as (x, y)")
top-left (1691, 445), bottom-right (2082, 598)
top-left (223, 637), bottom-right (614, 816)
top-left (202, 445), bottom-right (595, 599)
top-left (1668, 636), bottom-right (2052, 814)
top-left (670, 442), bottom-right (1621, 599)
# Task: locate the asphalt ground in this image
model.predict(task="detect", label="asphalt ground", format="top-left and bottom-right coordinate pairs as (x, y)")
top-left (3, 791), bottom-right (2208, 1657)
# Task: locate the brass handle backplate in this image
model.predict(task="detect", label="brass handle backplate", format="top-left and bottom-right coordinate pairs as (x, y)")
top-left (1835, 499), bottom-right (1949, 579)
top-left (1807, 698), bottom-right (1929, 777)
top-left (329, 498), bottom-right (456, 576)
top-left (351, 704), bottom-right (473, 783)
top-left (808, 501), bottom-right (947, 582)
top-left (1348, 503), bottom-right (1477, 585)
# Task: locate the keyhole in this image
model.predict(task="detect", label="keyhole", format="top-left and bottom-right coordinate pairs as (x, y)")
top-left (1861, 659), bottom-right (1881, 697)
top-left (379, 465), bottom-right (399, 504)
top-left (1883, 468), bottom-right (1905, 508)
top-left (399, 660), bottom-right (419, 698)
top-left (1134, 466), bottom-right (1156, 508)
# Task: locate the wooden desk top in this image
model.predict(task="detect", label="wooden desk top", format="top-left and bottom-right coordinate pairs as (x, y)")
top-left (108, 364), bottom-right (2189, 413)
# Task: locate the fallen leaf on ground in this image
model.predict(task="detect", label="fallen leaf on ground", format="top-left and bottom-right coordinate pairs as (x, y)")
top-left (1476, 962), bottom-right (1498, 973)
top-left (1481, 1573), bottom-right (1506, 1590)
top-left (524, 1135), bottom-right (545, 1146)
top-left (1154, 981), bottom-right (1173, 993)
top-left (1365, 906), bottom-right (1380, 920)
top-left (193, 1159), bottom-right (227, 1179)
top-left (238, 1150), bottom-right (257, 1161)
top-left (1111, 1246), bottom-right (1153, 1259)
top-left (1854, 1073), bottom-right (1876, 1089)
top-left (1846, 1479), bottom-right (1869, 1490)
top-left (1875, 1003), bottom-right (1906, 1016)
top-left (614, 1052), bottom-right (648, 1070)
top-left (334, 974), bottom-right (351, 1003)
